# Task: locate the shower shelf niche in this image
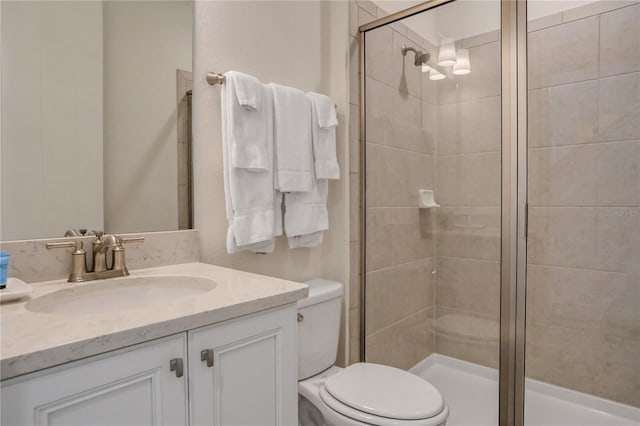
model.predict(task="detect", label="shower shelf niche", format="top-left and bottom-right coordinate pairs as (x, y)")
top-left (418, 189), bottom-right (440, 208)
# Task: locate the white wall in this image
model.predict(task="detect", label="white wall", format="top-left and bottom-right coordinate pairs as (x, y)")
top-left (1, 1), bottom-right (103, 240)
top-left (192, 0), bottom-right (350, 358)
top-left (103, 1), bottom-right (192, 234)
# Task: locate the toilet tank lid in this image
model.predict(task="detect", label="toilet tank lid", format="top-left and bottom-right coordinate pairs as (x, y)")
top-left (298, 279), bottom-right (343, 308)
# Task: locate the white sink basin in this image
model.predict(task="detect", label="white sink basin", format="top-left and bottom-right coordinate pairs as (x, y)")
top-left (26, 276), bottom-right (216, 315)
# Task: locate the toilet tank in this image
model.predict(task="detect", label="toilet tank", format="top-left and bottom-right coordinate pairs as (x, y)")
top-left (298, 279), bottom-right (343, 380)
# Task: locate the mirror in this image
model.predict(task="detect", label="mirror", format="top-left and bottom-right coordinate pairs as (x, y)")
top-left (1, 1), bottom-right (193, 241)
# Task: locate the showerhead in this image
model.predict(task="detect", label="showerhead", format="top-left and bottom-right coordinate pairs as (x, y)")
top-left (401, 45), bottom-right (431, 66)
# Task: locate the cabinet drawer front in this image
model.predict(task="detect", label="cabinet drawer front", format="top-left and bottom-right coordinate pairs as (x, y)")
top-left (189, 304), bottom-right (297, 426)
top-left (1, 334), bottom-right (188, 426)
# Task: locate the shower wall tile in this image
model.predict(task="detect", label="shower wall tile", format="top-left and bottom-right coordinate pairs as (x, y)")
top-left (390, 91), bottom-right (427, 153)
top-left (357, 5), bottom-right (376, 27)
top-left (366, 307), bottom-right (435, 370)
top-left (458, 96), bottom-right (501, 154)
top-left (457, 41), bottom-right (501, 102)
top-left (422, 102), bottom-right (436, 155)
top-left (436, 207), bottom-right (470, 259)
top-left (528, 144), bottom-right (599, 207)
top-left (349, 1), bottom-right (357, 37)
top-left (364, 25), bottom-right (393, 86)
top-left (436, 104), bottom-right (459, 155)
top-left (599, 4), bottom-right (640, 77)
top-left (435, 155), bottom-right (468, 206)
top-left (365, 77), bottom-right (393, 144)
top-left (527, 265), bottom-right (640, 339)
top-left (466, 152), bottom-right (501, 206)
top-left (594, 207), bottom-right (639, 274)
top-left (461, 29), bottom-right (500, 49)
top-left (435, 257), bottom-right (500, 319)
top-left (365, 207), bottom-right (434, 271)
top-left (525, 322), bottom-right (597, 395)
top-left (433, 306), bottom-right (499, 369)
top-left (366, 143), bottom-right (433, 207)
top-left (365, 257), bottom-right (435, 334)
top-left (467, 206), bottom-right (501, 261)
top-left (528, 80), bottom-right (599, 148)
top-left (561, 0), bottom-right (638, 23)
top-left (528, 12), bottom-right (562, 32)
top-left (592, 335), bottom-right (640, 407)
top-left (596, 141), bottom-right (640, 206)
top-left (597, 72), bottom-right (640, 142)
top-left (528, 207), bottom-right (598, 269)
top-left (528, 16), bottom-right (599, 89)
top-left (355, 0), bottom-right (376, 17)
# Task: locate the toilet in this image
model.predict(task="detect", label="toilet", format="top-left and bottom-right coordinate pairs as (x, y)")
top-left (298, 279), bottom-right (449, 426)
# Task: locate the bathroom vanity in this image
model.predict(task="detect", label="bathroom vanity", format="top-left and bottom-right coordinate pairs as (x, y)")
top-left (0, 263), bottom-right (307, 425)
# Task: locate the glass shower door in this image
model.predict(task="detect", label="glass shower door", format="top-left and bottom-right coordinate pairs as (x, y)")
top-left (361, 1), bottom-right (502, 424)
top-left (524, 1), bottom-right (640, 424)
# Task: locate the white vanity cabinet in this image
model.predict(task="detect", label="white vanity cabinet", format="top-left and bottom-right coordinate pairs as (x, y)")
top-left (1, 334), bottom-right (189, 426)
top-left (1, 304), bottom-right (298, 426)
top-left (189, 303), bottom-right (297, 426)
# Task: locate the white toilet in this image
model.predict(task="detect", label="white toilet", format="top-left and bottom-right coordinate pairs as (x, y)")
top-left (298, 279), bottom-right (449, 426)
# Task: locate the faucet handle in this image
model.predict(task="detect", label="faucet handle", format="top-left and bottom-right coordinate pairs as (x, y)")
top-left (46, 240), bottom-right (84, 253)
top-left (120, 236), bottom-right (145, 244)
top-left (93, 230), bottom-right (104, 240)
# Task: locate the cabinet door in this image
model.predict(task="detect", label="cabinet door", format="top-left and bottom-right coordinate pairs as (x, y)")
top-left (1, 334), bottom-right (188, 426)
top-left (189, 304), bottom-right (297, 426)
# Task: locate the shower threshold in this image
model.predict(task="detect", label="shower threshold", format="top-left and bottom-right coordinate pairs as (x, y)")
top-left (410, 354), bottom-right (640, 426)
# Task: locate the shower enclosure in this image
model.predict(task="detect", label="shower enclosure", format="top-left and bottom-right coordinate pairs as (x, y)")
top-left (357, 1), bottom-right (639, 425)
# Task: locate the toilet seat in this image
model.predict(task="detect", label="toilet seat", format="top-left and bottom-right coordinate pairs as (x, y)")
top-left (318, 363), bottom-right (448, 426)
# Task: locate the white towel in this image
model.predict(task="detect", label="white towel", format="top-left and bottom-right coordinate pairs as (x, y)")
top-left (284, 177), bottom-right (329, 249)
top-left (222, 76), bottom-right (282, 253)
top-left (226, 71), bottom-right (269, 171)
top-left (308, 92), bottom-right (340, 180)
top-left (270, 83), bottom-right (313, 192)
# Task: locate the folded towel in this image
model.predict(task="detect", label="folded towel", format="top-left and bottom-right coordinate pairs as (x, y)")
top-left (225, 71), bottom-right (269, 171)
top-left (222, 78), bottom-right (282, 253)
top-left (284, 177), bottom-right (329, 248)
top-left (308, 92), bottom-right (340, 180)
top-left (288, 231), bottom-right (324, 249)
top-left (270, 83), bottom-right (313, 192)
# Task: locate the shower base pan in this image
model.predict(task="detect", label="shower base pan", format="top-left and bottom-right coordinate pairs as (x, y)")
top-left (411, 354), bottom-right (640, 426)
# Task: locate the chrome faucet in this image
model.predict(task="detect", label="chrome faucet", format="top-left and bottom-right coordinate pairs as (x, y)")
top-left (47, 232), bottom-right (144, 283)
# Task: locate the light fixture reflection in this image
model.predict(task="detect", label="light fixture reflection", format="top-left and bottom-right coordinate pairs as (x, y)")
top-left (437, 38), bottom-right (457, 67)
top-left (453, 48), bottom-right (471, 75)
top-left (429, 69), bottom-right (446, 80)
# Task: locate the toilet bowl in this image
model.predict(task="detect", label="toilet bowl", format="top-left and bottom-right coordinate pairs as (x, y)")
top-left (298, 279), bottom-right (449, 426)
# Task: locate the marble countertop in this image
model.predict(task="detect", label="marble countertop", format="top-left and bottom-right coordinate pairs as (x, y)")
top-left (0, 262), bottom-right (308, 380)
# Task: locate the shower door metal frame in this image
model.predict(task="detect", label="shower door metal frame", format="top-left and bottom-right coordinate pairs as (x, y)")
top-left (358, 1), bottom-right (529, 425)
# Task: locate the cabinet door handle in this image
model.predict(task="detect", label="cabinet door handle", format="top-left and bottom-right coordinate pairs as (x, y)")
top-left (170, 358), bottom-right (184, 378)
top-left (200, 349), bottom-right (214, 367)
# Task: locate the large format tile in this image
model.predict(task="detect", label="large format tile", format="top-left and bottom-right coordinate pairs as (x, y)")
top-left (435, 207), bottom-right (469, 259)
top-left (436, 104), bottom-right (460, 156)
top-left (528, 80), bottom-right (598, 147)
top-left (465, 152), bottom-right (501, 206)
top-left (435, 155), bottom-right (467, 206)
top-left (528, 16), bottom-right (599, 89)
top-left (349, 103), bottom-right (360, 173)
top-left (599, 4), bottom-right (640, 77)
top-left (365, 257), bottom-right (435, 334)
top-left (366, 143), bottom-right (433, 207)
top-left (595, 207), bottom-right (639, 274)
top-left (528, 144), bottom-right (599, 207)
top-left (527, 207), bottom-right (598, 269)
top-left (390, 91), bottom-right (426, 153)
top-left (435, 257), bottom-right (500, 318)
top-left (467, 206), bottom-right (501, 261)
top-left (364, 77), bottom-right (393, 145)
top-left (596, 141), bottom-right (640, 206)
top-left (458, 96), bottom-right (501, 154)
top-left (364, 25), bottom-right (393, 86)
top-left (592, 334), bottom-right (640, 407)
top-left (457, 41), bottom-right (501, 102)
top-left (365, 307), bottom-right (434, 370)
top-left (598, 73), bottom-right (640, 142)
